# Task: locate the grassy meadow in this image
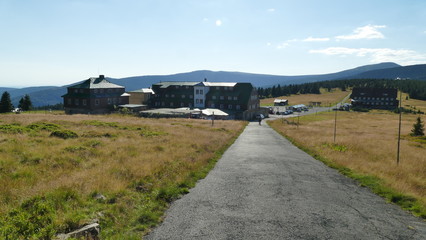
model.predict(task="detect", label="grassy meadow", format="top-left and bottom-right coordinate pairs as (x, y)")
top-left (260, 88), bottom-right (351, 106)
top-left (269, 110), bottom-right (426, 218)
top-left (0, 113), bottom-right (246, 239)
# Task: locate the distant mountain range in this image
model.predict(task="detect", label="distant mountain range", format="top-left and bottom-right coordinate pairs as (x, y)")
top-left (3, 62), bottom-right (426, 107)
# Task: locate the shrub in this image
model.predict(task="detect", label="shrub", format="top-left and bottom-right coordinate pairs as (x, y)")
top-left (0, 197), bottom-right (56, 239)
top-left (50, 129), bottom-right (78, 139)
top-left (0, 123), bottom-right (27, 134)
top-left (26, 122), bottom-right (61, 132)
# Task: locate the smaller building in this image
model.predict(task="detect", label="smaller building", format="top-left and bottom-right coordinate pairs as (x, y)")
top-left (62, 75), bottom-right (129, 114)
top-left (128, 88), bottom-right (155, 105)
top-left (274, 99), bottom-right (288, 106)
top-left (350, 88), bottom-right (398, 109)
top-left (309, 101), bottom-right (322, 107)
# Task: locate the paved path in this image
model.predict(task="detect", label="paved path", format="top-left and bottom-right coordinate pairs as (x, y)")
top-left (146, 122), bottom-right (426, 240)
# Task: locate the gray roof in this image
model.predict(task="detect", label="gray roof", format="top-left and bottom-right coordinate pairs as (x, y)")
top-left (153, 82), bottom-right (199, 88)
top-left (196, 82), bottom-right (237, 87)
top-left (69, 76), bottom-right (124, 89)
top-left (129, 88), bottom-right (155, 94)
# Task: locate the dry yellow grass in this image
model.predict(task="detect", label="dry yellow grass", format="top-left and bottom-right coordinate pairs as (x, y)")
top-left (0, 113), bottom-right (246, 237)
top-left (260, 88), bottom-right (351, 106)
top-left (270, 111), bottom-right (426, 210)
top-left (402, 92), bottom-right (426, 113)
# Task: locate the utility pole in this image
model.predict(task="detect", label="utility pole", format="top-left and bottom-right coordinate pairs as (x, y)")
top-left (334, 104), bottom-right (338, 143)
top-left (397, 90), bottom-right (402, 165)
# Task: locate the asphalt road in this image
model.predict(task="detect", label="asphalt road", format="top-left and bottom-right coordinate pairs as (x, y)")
top-left (145, 122), bottom-right (426, 240)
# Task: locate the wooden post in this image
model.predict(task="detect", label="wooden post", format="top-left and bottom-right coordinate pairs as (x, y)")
top-left (397, 91), bottom-right (402, 165)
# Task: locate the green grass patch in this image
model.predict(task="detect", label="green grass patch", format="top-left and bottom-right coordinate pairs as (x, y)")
top-left (50, 129), bottom-right (78, 139)
top-left (322, 143), bottom-right (348, 152)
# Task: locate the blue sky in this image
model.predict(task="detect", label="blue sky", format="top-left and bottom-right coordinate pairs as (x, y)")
top-left (1, 0), bottom-right (426, 87)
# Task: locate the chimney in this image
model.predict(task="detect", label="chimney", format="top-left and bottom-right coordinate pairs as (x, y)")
top-left (204, 78), bottom-right (207, 82)
top-left (99, 75), bottom-right (105, 79)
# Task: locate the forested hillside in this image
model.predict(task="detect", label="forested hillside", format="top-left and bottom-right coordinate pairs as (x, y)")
top-left (258, 79), bottom-right (426, 100)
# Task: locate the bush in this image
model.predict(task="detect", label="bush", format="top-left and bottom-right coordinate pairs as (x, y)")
top-left (351, 106), bottom-right (370, 112)
top-left (26, 122), bottom-right (61, 132)
top-left (50, 129), bottom-right (78, 139)
top-left (0, 197), bottom-right (56, 239)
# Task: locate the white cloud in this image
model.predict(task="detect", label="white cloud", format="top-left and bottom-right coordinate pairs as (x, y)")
top-left (310, 47), bottom-right (426, 65)
top-left (267, 8), bottom-right (275, 12)
top-left (215, 20), bottom-right (222, 26)
top-left (302, 37), bottom-right (330, 42)
top-left (277, 42), bottom-right (289, 49)
top-left (336, 25), bottom-right (386, 40)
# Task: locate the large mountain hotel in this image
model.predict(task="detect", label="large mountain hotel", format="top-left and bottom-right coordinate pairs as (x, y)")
top-left (350, 87), bottom-right (398, 109)
top-left (150, 80), bottom-right (260, 119)
top-left (62, 75), bottom-right (129, 114)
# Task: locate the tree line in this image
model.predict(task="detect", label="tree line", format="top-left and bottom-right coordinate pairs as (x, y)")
top-left (0, 91), bottom-right (33, 113)
top-left (257, 78), bottom-right (426, 100)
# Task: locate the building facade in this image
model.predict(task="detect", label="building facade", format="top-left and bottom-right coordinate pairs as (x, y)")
top-left (62, 75), bottom-right (129, 114)
top-left (150, 81), bottom-right (260, 119)
top-left (350, 87), bottom-right (398, 109)
top-left (128, 88), bottom-right (155, 105)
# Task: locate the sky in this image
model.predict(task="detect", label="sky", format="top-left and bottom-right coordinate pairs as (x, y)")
top-left (1, 0), bottom-right (426, 88)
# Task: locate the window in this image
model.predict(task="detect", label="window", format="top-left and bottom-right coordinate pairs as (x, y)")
top-left (233, 96), bottom-right (238, 100)
top-left (228, 104), bottom-right (232, 109)
top-left (175, 86), bottom-right (179, 89)
top-left (82, 99), bottom-right (87, 106)
top-left (190, 95), bottom-right (193, 99)
top-left (181, 102), bottom-right (184, 107)
top-left (216, 87), bottom-right (220, 90)
top-left (80, 89), bottom-right (84, 93)
top-left (182, 95), bottom-right (185, 98)
top-left (100, 89), bottom-right (104, 93)
top-left (171, 94), bottom-right (175, 98)
top-left (220, 96), bottom-right (224, 100)
top-left (108, 89), bottom-right (112, 93)
top-left (200, 90), bottom-right (203, 94)
top-left (161, 102), bottom-right (165, 106)
top-left (196, 99), bottom-right (200, 104)
top-left (196, 89), bottom-right (200, 94)
top-left (95, 99), bottom-right (100, 106)
top-left (113, 98), bottom-right (117, 104)
top-left (74, 89), bottom-right (78, 93)
top-left (210, 103), bottom-right (215, 108)
top-left (236, 105), bottom-right (241, 110)
top-left (220, 104), bottom-right (224, 109)
top-left (170, 102), bottom-right (174, 107)
top-left (94, 89), bottom-right (98, 94)
top-left (68, 98), bottom-right (72, 105)
top-left (107, 98), bottom-right (112, 105)
top-left (228, 96), bottom-right (232, 100)
top-left (200, 99), bottom-right (203, 104)
top-left (165, 94), bottom-right (169, 98)
top-left (75, 99), bottom-right (79, 105)
top-left (212, 96), bottom-right (217, 100)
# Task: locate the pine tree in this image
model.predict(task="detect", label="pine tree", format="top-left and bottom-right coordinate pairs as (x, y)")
top-left (411, 116), bottom-right (425, 136)
top-left (0, 91), bottom-right (14, 113)
top-left (18, 94), bottom-right (33, 111)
